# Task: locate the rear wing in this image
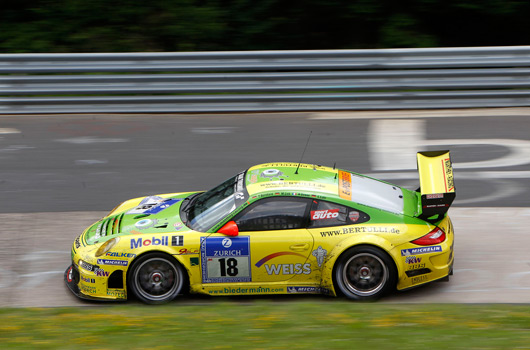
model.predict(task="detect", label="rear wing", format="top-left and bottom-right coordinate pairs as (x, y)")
top-left (417, 150), bottom-right (455, 221)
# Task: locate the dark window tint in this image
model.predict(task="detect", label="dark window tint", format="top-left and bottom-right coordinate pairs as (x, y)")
top-left (234, 197), bottom-right (310, 231)
top-left (308, 200), bottom-right (370, 228)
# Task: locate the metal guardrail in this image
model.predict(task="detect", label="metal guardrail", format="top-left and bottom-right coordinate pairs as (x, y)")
top-left (2, 46), bottom-right (530, 113)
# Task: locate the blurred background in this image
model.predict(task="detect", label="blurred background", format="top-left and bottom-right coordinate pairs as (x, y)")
top-left (2, 0), bottom-right (530, 53)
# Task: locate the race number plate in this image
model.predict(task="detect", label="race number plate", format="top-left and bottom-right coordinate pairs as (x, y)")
top-left (201, 236), bottom-right (251, 283)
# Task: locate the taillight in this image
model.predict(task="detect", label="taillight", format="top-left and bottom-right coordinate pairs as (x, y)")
top-left (411, 227), bottom-right (446, 246)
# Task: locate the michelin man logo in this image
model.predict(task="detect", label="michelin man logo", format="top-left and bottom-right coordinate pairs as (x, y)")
top-left (312, 246), bottom-right (327, 267)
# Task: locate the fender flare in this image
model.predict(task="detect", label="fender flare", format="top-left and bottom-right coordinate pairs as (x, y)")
top-left (320, 235), bottom-right (403, 295)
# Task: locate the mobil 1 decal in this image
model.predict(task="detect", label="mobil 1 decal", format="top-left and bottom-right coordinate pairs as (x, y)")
top-left (201, 236), bottom-right (251, 283)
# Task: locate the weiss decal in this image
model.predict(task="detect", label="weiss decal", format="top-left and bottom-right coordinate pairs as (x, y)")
top-left (264, 263), bottom-right (311, 275)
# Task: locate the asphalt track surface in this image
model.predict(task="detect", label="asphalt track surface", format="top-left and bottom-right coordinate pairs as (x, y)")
top-left (1, 108), bottom-right (530, 306)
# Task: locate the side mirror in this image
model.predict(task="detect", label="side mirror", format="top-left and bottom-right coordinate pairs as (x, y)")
top-left (217, 221), bottom-right (239, 236)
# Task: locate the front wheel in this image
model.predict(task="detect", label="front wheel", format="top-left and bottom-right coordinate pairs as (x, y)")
top-left (128, 253), bottom-right (185, 304)
top-left (334, 246), bottom-right (396, 301)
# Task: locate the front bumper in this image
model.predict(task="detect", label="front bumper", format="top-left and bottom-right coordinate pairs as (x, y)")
top-left (64, 264), bottom-right (114, 301)
top-left (64, 262), bottom-right (128, 302)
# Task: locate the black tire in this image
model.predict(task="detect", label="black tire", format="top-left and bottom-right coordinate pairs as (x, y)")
top-left (334, 245), bottom-right (396, 301)
top-left (128, 252), bottom-right (185, 304)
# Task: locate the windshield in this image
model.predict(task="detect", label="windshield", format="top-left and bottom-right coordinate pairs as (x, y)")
top-left (187, 171), bottom-right (247, 232)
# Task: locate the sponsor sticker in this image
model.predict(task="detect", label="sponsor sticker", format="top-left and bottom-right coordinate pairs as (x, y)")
top-left (311, 209), bottom-right (339, 220)
top-left (130, 236), bottom-right (169, 249)
top-left (176, 248), bottom-right (199, 255)
top-left (401, 246), bottom-right (442, 256)
top-left (95, 269), bottom-right (109, 277)
top-left (171, 235), bottom-right (184, 246)
top-left (107, 289), bottom-right (126, 298)
top-left (312, 246), bottom-right (327, 267)
top-left (201, 236), bottom-right (251, 283)
top-left (287, 286), bottom-right (324, 294)
top-left (338, 170), bottom-right (352, 200)
top-left (207, 286), bottom-right (284, 295)
top-left (348, 211), bottom-right (360, 222)
top-left (411, 275), bottom-right (428, 284)
top-left (443, 158), bottom-right (455, 192)
top-left (260, 169), bottom-right (285, 181)
top-left (405, 256), bottom-right (422, 264)
top-left (81, 275), bottom-right (95, 283)
top-left (97, 259), bottom-right (128, 266)
top-left (80, 284), bottom-right (96, 294)
top-left (135, 219), bottom-right (157, 229)
top-left (263, 263), bottom-right (311, 275)
top-left (106, 252), bottom-right (136, 258)
top-left (142, 198), bottom-right (181, 215)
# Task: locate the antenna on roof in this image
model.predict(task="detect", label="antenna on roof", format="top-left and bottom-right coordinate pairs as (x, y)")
top-left (295, 131), bottom-right (312, 175)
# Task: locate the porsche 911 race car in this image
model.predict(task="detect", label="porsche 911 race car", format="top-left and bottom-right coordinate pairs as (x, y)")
top-left (65, 150), bottom-right (455, 304)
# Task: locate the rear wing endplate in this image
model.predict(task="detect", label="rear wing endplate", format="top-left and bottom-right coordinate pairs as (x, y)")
top-left (417, 150), bottom-right (455, 221)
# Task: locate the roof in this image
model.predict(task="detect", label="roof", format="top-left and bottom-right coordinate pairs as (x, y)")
top-left (245, 162), bottom-right (406, 214)
top-left (246, 162), bottom-right (337, 196)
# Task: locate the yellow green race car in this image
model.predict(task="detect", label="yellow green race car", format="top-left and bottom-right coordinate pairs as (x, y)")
top-left (65, 151), bottom-right (455, 304)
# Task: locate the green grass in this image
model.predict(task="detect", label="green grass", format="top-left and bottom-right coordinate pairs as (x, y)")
top-left (1, 302), bottom-right (529, 349)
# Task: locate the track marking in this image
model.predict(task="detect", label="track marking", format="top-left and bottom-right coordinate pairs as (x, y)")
top-left (55, 136), bottom-right (129, 144)
top-left (0, 128), bottom-right (20, 134)
top-left (191, 127), bottom-right (236, 134)
top-left (368, 119), bottom-right (424, 170)
top-left (311, 107), bottom-right (530, 120)
top-left (75, 160), bottom-right (108, 165)
top-left (368, 119), bottom-right (530, 170)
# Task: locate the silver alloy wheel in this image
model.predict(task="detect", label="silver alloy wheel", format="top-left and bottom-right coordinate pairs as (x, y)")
top-left (132, 257), bottom-right (181, 302)
top-left (341, 252), bottom-right (388, 297)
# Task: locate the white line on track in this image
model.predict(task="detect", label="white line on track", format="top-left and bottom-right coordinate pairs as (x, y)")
top-left (0, 128), bottom-right (20, 134)
top-left (311, 107), bottom-right (530, 120)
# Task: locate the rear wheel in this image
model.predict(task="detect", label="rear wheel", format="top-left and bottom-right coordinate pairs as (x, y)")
top-left (334, 246), bottom-right (396, 301)
top-left (128, 253), bottom-right (184, 304)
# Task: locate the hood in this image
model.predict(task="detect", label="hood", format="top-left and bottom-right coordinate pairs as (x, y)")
top-left (84, 193), bottom-right (195, 245)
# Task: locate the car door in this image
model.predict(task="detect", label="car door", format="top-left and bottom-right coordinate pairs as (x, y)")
top-left (200, 197), bottom-right (315, 284)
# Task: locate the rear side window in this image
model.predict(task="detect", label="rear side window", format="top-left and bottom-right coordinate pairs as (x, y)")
top-left (308, 200), bottom-right (370, 228)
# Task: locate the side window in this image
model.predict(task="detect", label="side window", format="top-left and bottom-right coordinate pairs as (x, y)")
top-left (308, 200), bottom-right (370, 228)
top-left (234, 197), bottom-right (310, 231)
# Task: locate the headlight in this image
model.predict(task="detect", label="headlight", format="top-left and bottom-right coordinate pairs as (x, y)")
top-left (95, 237), bottom-right (120, 257)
